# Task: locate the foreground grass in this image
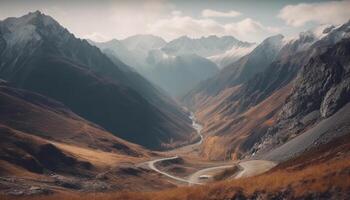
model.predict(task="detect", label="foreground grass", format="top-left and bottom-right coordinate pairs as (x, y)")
top-left (2, 135), bottom-right (350, 200)
top-left (2, 155), bottom-right (348, 200)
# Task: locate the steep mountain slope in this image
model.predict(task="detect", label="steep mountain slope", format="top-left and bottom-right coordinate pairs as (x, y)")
top-left (183, 23), bottom-right (350, 160)
top-left (0, 11), bottom-right (195, 150)
top-left (183, 34), bottom-right (284, 105)
top-left (0, 83), bottom-right (178, 194)
top-left (0, 83), bottom-right (143, 155)
top-left (145, 52), bottom-right (219, 97)
top-left (162, 35), bottom-right (254, 57)
top-left (254, 36), bottom-right (350, 158)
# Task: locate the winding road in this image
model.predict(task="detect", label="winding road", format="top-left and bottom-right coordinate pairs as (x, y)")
top-left (188, 164), bottom-right (236, 185)
top-left (235, 160), bottom-right (277, 178)
top-left (147, 156), bottom-right (202, 185)
top-left (143, 112), bottom-right (277, 186)
top-left (144, 112), bottom-right (204, 185)
top-left (147, 156), bottom-right (199, 184)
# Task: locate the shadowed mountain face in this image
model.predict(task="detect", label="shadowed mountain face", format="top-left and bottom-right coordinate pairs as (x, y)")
top-left (0, 11), bottom-right (195, 150)
top-left (0, 83), bottom-right (143, 154)
top-left (145, 52), bottom-right (219, 97)
top-left (0, 84), bottom-right (179, 193)
top-left (0, 83), bottom-right (145, 174)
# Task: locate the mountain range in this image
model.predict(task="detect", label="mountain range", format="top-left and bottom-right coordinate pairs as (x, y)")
top-left (91, 34), bottom-right (253, 97)
top-left (182, 22), bottom-right (350, 160)
top-left (0, 11), bottom-right (196, 150)
top-left (0, 10), bottom-right (349, 200)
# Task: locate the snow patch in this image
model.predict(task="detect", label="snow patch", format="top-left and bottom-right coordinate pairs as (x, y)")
top-left (208, 45), bottom-right (256, 68)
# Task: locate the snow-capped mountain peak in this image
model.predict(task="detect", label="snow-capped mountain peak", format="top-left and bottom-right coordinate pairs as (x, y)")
top-left (162, 35), bottom-right (254, 57)
top-left (281, 24), bottom-right (347, 54)
top-left (1, 10), bottom-right (70, 48)
top-left (121, 34), bottom-right (166, 52)
top-left (208, 45), bottom-right (257, 69)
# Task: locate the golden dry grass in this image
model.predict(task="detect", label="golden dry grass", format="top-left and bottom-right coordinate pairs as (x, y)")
top-left (198, 83), bottom-right (292, 160)
top-left (3, 147), bottom-right (348, 200)
top-left (52, 142), bottom-right (143, 168)
top-left (0, 161), bottom-right (44, 179)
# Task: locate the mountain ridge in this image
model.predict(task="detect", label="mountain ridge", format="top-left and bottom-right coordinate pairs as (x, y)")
top-left (182, 22), bottom-right (350, 160)
top-left (0, 11), bottom-right (196, 150)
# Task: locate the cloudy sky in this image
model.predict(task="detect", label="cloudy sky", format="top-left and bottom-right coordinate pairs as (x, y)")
top-left (0, 0), bottom-right (349, 42)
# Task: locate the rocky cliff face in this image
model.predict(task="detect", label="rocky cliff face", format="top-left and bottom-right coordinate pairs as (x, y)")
top-left (249, 37), bottom-right (350, 157)
top-left (282, 40), bottom-right (350, 119)
top-left (182, 22), bottom-right (350, 160)
top-left (240, 23), bottom-right (350, 158)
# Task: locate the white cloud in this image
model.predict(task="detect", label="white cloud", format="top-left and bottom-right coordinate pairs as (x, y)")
top-left (171, 10), bottom-right (182, 16)
top-left (147, 16), bottom-right (279, 42)
top-left (225, 18), bottom-right (280, 38)
top-left (108, 0), bottom-right (173, 39)
top-left (0, 0), bottom-right (280, 43)
top-left (278, 0), bottom-right (350, 27)
top-left (83, 32), bottom-right (109, 42)
top-left (202, 9), bottom-right (241, 18)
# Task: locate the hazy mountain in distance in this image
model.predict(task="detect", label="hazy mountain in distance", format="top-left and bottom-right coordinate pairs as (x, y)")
top-left (121, 34), bottom-right (167, 70)
top-left (184, 34), bottom-right (284, 99)
top-left (162, 35), bottom-right (254, 57)
top-left (88, 39), bottom-right (141, 72)
top-left (121, 34), bottom-right (167, 52)
top-left (92, 35), bottom-right (221, 97)
top-left (145, 50), bottom-right (219, 97)
top-left (0, 11), bottom-right (196, 150)
top-left (91, 35), bottom-right (167, 73)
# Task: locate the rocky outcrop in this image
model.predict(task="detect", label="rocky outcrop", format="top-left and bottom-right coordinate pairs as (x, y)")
top-left (281, 40), bottom-right (350, 119)
top-left (182, 22), bottom-right (350, 160)
top-left (250, 38), bottom-right (350, 157)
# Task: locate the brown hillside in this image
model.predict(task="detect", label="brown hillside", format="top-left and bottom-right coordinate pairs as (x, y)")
top-left (7, 133), bottom-right (348, 200)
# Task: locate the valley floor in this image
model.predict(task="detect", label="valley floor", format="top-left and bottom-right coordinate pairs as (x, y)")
top-left (1, 110), bottom-right (350, 200)
top-left (2, 134), bottom-right (349, 200)
top-left (0, 113), bottom-right (280, 198)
